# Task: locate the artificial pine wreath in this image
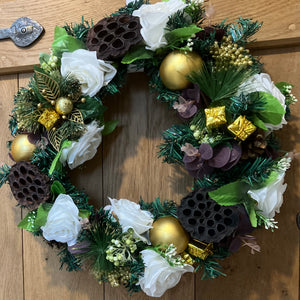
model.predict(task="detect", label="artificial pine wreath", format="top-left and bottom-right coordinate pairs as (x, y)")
top-left (0, 0), bottom-right (298, 297)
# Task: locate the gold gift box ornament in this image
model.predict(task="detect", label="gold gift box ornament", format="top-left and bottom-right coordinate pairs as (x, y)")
top-left (205, 106), bottom-right (227, 128)
top-left (182, 240), bottom-right (214, 265)
top-left (228, 115), bottom-right (256, 141)
top-left (38, 108), bottom-right (60, 131)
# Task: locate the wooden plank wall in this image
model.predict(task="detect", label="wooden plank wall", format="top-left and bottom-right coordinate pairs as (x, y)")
top-left (0, 0), bottom-right (299, 299)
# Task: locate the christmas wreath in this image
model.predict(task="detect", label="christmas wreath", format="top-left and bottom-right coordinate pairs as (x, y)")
top-left (0, 0), bottom-right (297, 297)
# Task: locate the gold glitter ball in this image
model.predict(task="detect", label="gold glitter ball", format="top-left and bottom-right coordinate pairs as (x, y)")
top-left (55, 97), bottom-right (74, 115)
top-left (228, 115), bottom-right (256, 141)
top-left (38, 108), bottom-right (60, 131)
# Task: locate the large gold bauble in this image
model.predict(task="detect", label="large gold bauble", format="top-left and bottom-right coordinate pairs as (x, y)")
top-left (159, 51), bottom-right (203, 90)
top-left (55, 97), bottom-right (73, 115)
top-left (10, 134), bottom-right (36, 162)
top-left (149, 216), bottom-right (189, 253)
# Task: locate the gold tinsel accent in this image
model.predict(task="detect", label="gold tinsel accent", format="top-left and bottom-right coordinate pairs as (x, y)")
top-left (205, 106), bottom-right (227, 128)
top-left (210, 36), bottom-right (253, 70)
top-left (228, 115), bottom-right (256, 141)
top-left (38, 108), bottom-right (60, 130)
top-left (187, 240), bottom-right (213, 260)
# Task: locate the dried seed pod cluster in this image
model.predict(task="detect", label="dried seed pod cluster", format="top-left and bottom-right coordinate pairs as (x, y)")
top-left (8, 161), bottom-right (51, 209)
top-left (86, 14), bottom-right (142, 60)
top-left (177, 189), bottom-right (240, 243)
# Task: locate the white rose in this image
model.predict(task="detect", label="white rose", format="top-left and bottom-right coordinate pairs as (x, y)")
top-left (132, 0), bottom-right (187, 51)
top-left (107, 198), bottom-right (153, 243)
top-left (237, 73), bottom-right (286, 131)
top-left (41, 194), bottom-right (81, 246)
top-left (138, 249), bottom-right (194, 297)
top-left (247, 171), bottom-right (287, 218)
top-left (61, 49), bottom-right (117, 97)
top-left (60, 121), bottom-right (104, 170)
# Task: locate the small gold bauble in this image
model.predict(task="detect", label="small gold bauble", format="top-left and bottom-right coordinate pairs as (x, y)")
top-left (10, 134), bottom-right (36, 162)
top-left (55, 97), bottom-right (74, 115)
top-left (51, 100), bottom-right (56, 106)
top-left (149, 216), bottom-right (189, 253)
top-left (159, 51), bottom-right (203, 90)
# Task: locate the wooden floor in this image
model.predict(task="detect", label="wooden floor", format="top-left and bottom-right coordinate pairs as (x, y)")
top-left (0, 0), bottom-right (300, 299)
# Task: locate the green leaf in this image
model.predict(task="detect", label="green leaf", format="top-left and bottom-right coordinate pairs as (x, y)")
top-left (49, 140), bottom-right (72, 175)
top-left (208, 181), bottom-right (248, 206)
top-left (52, 26), bottom-right (86, 58)
top-left (256, 92), bottom-right (285, 125)
top-left (51, 180), bottom-right (66, 197)
top-left (39, 52), bottom-right (50, 65)
top-left (249, 115), bottom-right (267, 130)
top-left (76, 96), bottom-right (107, 122)
top-left (79, 209), bottom-right (92, 219)
top-left (18, 210), bottom-right (38, 232)
top-left (165, 25), bottom-right (203, 45)
top-left (121, 45), bottom-right (153, 64)
top-left (102, 120), bottom-right (118, 136)
top-left (35, 203), bottom-right (53, 228)
top-left (243, 197), bottom-right (257, 227)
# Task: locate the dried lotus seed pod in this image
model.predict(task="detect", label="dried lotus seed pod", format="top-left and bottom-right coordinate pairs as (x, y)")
top-left (86, 14), bottom-right (142, 61)
top-left (8, 161), bottom-right (51, 209)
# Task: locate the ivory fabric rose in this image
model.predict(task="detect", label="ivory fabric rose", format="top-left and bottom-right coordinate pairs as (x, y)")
top-left (60, 121), bottom-right (104, 169)
top-left (237, 73), bottom-right (286, 130)
top-left (247, 171), bottom-right (287, 218)
top-left (61, 49), bottom-right (117, 97)
top-left (107, 198), bottom-right (153, 243)
top-left (132, 0), bottom-right (187, 51)
top-left (138, 249), bottom-right (194, 297)
top-left (41, 194), bottom-right (81, 246)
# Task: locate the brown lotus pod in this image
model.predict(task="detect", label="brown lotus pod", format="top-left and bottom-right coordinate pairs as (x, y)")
top-left (86, 14), bottom-right (142, 61)
top-left (177, 189), bottom-right (239, 243)
top-left (8, 161), bottom-right (51, 209)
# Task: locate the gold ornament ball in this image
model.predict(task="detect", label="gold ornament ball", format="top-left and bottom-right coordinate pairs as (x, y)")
top-left (159, 51), bottom-right (203, 90)
top-left (149, 216), bottom-right (189, 253)
top-left (10, 134), bottom-right (36, 162)
top-left (55, 97), bottom-right (73, 115)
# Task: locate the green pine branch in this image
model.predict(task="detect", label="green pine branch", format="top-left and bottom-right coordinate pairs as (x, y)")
top-left (139, 197), bottom-right (177, 220)
top-left (158, 124), bottom-right (197, 164)
top-left (0, 164), bottom-right (11, 189)
top-left (229, 17), bottom-right (262, 46)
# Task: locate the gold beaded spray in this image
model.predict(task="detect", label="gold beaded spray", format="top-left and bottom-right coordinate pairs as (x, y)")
top-left (210, 36), bottom-right (253, 70)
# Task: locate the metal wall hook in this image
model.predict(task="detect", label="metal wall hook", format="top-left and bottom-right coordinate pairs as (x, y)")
top-left (0, 17), bottom-right (44, 47)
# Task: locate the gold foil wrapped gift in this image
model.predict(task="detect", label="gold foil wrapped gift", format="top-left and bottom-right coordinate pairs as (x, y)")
top-left (187, 240), bottom-right (213, 260)
top-left (228, 115), bottom-right (256, 141)
top-left (205, 106), bottom-right (227, 128)
top-left (38, 108), bottom-right (60, 131)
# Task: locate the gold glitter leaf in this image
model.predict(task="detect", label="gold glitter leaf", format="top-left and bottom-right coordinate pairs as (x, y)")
top-left (35, 71), bottom-right (60, 103)
top-left (48, 127), bottom-right (69, 151)
top-left (67, 109), bottom-right (84, 124)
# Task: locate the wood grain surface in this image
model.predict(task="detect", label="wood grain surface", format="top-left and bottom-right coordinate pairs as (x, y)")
top-left (0, 0), bottom-right (299, 299)
top-left (0, 0), bottom-right (299, 73)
